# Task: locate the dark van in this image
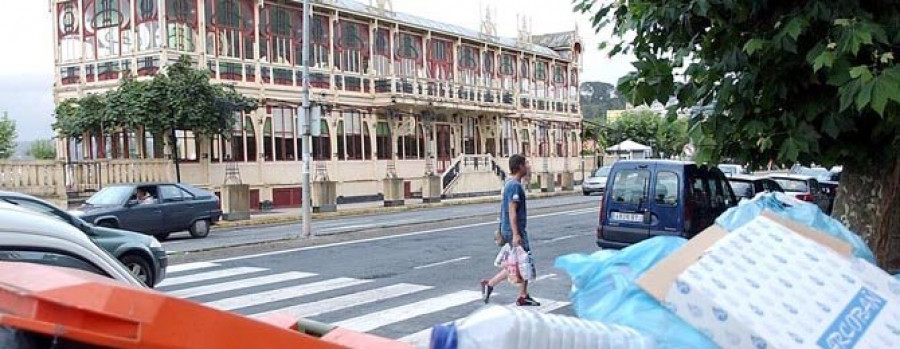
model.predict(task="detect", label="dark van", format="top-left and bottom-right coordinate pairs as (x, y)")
top-left (596, 160), bottom-right (737, 249)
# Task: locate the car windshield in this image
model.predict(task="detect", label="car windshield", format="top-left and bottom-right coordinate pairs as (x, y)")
top-left (773, 178), bottom-right (809, 192)
top-left (730, 181), bottom-right (753, 198)
top-left (86, 186), bottom-right (133, 206)
top-left (594, 167), bottom-right (611, 177)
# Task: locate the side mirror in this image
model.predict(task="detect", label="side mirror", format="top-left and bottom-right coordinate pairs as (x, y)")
top-left (125, 199), bottom-right (139, 207)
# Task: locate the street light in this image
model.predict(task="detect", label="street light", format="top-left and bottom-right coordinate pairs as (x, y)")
top-left (300, 0), bottom-right (312, 238)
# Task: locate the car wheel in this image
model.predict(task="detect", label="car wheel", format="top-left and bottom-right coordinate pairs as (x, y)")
top-left (97, 220), bottom-right (118, 229)
top-left (154, 233), bottom-right (170, 241)
top-left (121, 254), bottom-right (154, 287)
top-left (583, 191), bottom-right (590, 196)
top-left (189, 219), bottom-right (211, 239)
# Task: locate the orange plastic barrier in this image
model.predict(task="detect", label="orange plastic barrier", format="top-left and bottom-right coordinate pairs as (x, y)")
top-left (0, 262), bottom-right (411, 348)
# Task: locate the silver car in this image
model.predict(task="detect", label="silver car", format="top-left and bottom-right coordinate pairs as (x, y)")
top-left (583, 166), bottom-right (612, 196)
top-left (0, 203), bottom-right (144, 287)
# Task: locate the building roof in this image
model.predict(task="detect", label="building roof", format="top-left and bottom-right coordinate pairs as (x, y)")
top-left (531, 31), bottom-right (577, 50)
top-left (309, 0), bottom-right (569, 60)
top-left (608, 140), bottom-right (652, 152)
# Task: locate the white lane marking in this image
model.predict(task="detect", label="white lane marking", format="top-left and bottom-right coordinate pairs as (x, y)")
top-left (413, 256), bottom-right (471, 270)
top-left (533, 273), bottom-right (558, 283)
top-left (157, 267), bottom-right (266, 287)
top-left (166, 262), bottom-right (219, 274)
top-left (565, 208), bottom-right (598, 216)
top-left (210, 207), bottom-right (594, 264)
top-left (169, 272), bottom-right (316, 299)
top-left (399, 297), bottom-right (571, 347)
top-left (252, 283), bottom-right (432, 319)
top-left (547, 234), bottom-right (579, 243)
top-left (320, 223), bottom-right (376, 233)
top-left (206, 278), bottom-right (371, 311)
top-left (334, 290), bottom-right (483, 332)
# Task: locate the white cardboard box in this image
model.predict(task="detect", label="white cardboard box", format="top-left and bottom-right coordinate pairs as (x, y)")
top-left (639, 212), bottom-right (900, 349)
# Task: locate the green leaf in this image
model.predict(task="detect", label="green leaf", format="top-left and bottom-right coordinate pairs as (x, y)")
top-left (838, 80), bottom-right (860, 112)
top-left (812, 50), bottom-right (835, 72)
top-left (783, 18), bottom-right (804, 40)
top-left (778, 137), bottom-right (800, 163)
top-left (849, 65), bottom-right (874, 82)
top-left (743, 39), bottom-right (766, 55)
top-left (821, 113), bottom-right (841, 138)
top-left (856, 81), bottom-right (874, 111)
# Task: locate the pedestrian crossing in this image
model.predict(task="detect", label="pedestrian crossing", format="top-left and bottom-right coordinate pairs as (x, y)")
top-left (159, 262), bottom-right (571, 347)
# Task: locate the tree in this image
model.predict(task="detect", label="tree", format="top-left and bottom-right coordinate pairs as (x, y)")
top-left (580, 81), bottom-right (627, 121)
top-left (601, 109), bottom-right (688, 158)
top-left (28, 139), bottom-right (57, 160)
top-left (577, 1), bottom-right (900, 268)
top-left (0, 113), bottom-right (17, 159)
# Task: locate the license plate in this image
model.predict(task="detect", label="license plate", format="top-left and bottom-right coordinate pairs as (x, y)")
top-left (611, 212), bottom-right (644, 223)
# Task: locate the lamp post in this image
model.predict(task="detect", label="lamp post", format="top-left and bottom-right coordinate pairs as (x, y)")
top-left (300, 0), bottom-right (312, 238)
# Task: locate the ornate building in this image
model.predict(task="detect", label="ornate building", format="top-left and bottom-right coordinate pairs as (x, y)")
top-left (52, 0), bottom-right (583, 207)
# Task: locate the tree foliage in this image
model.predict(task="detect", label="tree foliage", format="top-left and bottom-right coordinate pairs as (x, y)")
top-left (27, 139), bottom-right (57, 160)
top-left (604, 110), bottom-right (689, 159)
top-left (576, 0), bottom-right (900, 171)
top-left (0, 113), bottom-right (17, 159)
top-left (53, 56), bottom-right (258, 142)
top-left (580, 81), bottom-right (627, 121)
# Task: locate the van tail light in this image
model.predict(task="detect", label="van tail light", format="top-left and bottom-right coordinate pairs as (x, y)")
top-left (598, 195), bottom-right (607, 225)
top-left (795, 193), bottom-right (815, 202)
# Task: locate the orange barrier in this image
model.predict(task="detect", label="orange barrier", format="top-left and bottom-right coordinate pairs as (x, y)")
top-left (0, 262), bottom-right (411, 348)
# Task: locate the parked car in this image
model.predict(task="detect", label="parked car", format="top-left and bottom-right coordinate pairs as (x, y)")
top-left (768, 174), bottom-right (833, 213)
top-left (596, 160), bottom-right (738, 249)
top-left (73, 183), bottom-right (222, 241)
top-left (727, 175), bottom-right (784, 201)
top-left (790, 165), bottom-right (841, 182)
top-left (717, 164), bottom-right (749, 177)
top-left (0, 191), bottom-right (167, 287)
top-left (0, 203), bottom-right (144, 288)
top-left (583, 166), bottom-right (612, 196)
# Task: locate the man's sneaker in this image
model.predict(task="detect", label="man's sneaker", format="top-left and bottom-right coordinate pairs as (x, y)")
top-left (516, 295), bottom-right (541, 307)
top-left (480, 280), bottom-right (494, 304)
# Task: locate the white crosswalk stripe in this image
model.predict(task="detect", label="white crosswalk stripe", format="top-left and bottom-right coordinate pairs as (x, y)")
top-left (334, 290), bottom-right (483, 332)
top-left (160, 264), bottom-right (571, 344)
top-left (158, 267), bottom-right (266, 287)
top-left (170, 271), bottom-right (317, 299)
top-left (206, 277), bottom-right (371, 311)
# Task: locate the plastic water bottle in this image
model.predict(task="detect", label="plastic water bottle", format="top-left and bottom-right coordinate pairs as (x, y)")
top-left (430, 305), bottom-right (656, 349)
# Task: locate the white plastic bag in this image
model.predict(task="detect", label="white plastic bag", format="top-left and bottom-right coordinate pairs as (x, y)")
top-left (518, 248), bottom-right (536, 282)
top-left (494, 244), bottom-right (512, 267)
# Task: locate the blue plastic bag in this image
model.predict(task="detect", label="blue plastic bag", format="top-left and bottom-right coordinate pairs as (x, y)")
top-left (555, 237), bottom-right (718, 349)
top-left (715, 193), bottom-right (876, 264)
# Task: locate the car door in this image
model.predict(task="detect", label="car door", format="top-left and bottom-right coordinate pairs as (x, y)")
top-left (603, 164), bottom-right (653, 243)
top-left (649, 169), bottom-right (683, 238)
top-left (158, 185), bottom-right (193, 232)
top-left (118, 189), bottom-right (164, 234)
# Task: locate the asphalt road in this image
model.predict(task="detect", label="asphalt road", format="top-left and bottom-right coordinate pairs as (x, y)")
top-left (162, 194), bottom-right (595, 253)
top-left (161, 195), bottom-right (601, 347)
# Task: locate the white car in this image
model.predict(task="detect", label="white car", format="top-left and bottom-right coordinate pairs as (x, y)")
top-left (583, 166), bottom-right (612, 196)
top-left (0, 203), bottom-right (144, 287)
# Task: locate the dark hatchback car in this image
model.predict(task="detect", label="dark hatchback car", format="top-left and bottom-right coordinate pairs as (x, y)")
top-left (73, 183), bottom-right (222, 241)
top-left (769, 174), bottom-right (833, 214)
top-left (728, 175), bottom-right (784, 200)
top-left (597, 160), bottom-right (737, 249)
top-left (0, 191), bottom-right (167, 287)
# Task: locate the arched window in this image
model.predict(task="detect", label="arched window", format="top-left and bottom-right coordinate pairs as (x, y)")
top-left (313, 120), bottom-right (331, 161)
top-left (376, 122), bottom-right (391, 160)
top-left (263, 118), bottom-right (273, 161)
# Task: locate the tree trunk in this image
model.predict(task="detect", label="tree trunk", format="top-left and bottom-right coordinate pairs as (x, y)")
top-left (831, 159), bottom-right (900, 272)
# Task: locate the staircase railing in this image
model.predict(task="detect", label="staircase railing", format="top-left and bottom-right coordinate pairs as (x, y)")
top-left (440, 155), bottom-right (463, 190)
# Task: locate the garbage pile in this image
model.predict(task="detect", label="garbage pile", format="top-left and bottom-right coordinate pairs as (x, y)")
top-left (554, 193), bottom-right (900, 349)
top-left (432, 193), bottom-right (900, 349)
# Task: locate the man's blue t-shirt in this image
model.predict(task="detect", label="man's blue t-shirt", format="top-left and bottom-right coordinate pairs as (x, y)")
top-left (500, 178), bottom-right (528, 246)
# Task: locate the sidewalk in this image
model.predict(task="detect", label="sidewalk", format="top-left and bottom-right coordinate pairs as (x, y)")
top-left (216, 187), bottom-right (582, 230)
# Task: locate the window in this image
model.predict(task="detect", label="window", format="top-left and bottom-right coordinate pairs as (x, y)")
top-left (463, 118), bottom-right (476, 154)
top-left (398, 124), bottom-right (424, 159)
top-left (376, 122), bottom-right (391, 159)
top-left (263, 118), bottom-right (273, 161)
top-left (174, 130), bottom-right (198, 161)
top-left (310, 15), bottom-right (331, 68)
top-left (373, 28), bottom-right (391, 75)
top-left (689, 173), bottom-right (711, 208)
top-left (271, 107), bottom-right (296, 161)
top-left (610, 170), bottom-right (650, 204)
top-left (86, 186), bottom-right (132, 205)
top-left (500, 54), bottom-right (515, 76)
top-left (655, 172), bottom-right (679, 205)
top-left (731, 181), bottom-right (754, 199)
top-left (2, 198), bottom-right (70, 223)
top-left (166, 0), bottom-right (198, 52)
top-left (0, 250), bottom-right (106, 277)
top-left (336, 20), bottom-right (369, 74)
top-left (265, 6), bottom-right (293, 64)
top-left (159, 185), bottom-right (190, 201)
top-left (313, 120), bottom-right (331, 161)
top-left (427, 38), bottom-right (452, 79)
top-left (520, 129), bottom-right (530, 156)
top-left (338, 112), bottom-right (364, 160)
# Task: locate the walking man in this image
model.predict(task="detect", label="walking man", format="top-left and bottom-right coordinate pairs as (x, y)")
top-left (480, 154), bottom-right (541, 306)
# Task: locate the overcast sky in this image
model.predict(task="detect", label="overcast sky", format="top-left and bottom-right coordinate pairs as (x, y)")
top-left (0, 0), bottom-right (633, 141)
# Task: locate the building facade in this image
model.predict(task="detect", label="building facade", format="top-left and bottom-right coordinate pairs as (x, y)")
top-left (51, 0), bottom-right (583, 207)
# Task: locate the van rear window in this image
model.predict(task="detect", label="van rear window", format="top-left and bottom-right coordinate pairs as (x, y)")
top-left (610, 170), bottom-right (650, 204)
top-left (773, 178), bottom-right (809, 192)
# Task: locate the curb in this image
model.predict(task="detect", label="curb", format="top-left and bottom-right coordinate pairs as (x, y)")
top-left (214, 189), bottom-right (581, 230)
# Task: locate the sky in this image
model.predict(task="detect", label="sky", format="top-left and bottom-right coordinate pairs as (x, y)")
top-left (0, 0), bottom-right (633, 141)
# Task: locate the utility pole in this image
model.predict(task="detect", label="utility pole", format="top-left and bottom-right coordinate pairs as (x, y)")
top-left (300, 0), bottom-right (313, 238)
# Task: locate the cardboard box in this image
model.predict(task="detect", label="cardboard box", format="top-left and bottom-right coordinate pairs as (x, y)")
top-left (638, 211), bottom-right (900, 349)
